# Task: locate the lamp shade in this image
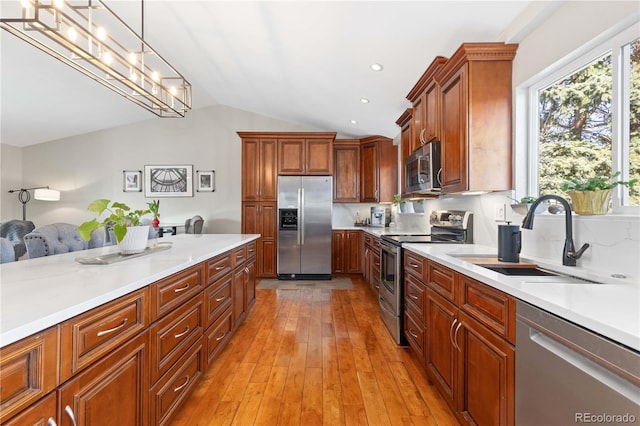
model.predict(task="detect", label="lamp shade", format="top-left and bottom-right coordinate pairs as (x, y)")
top-left (34, 188), bottom-right (60, 201)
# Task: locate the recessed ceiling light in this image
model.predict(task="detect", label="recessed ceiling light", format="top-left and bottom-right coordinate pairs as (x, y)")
top-left (360, 98), bottom-right (370, 104)
top-left (350, 120), bottom-right (358, 124)
top-left (370, 63), bottom-right (383, 72)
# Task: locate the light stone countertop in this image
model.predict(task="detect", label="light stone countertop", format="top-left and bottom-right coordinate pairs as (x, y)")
top-left (0, 234), bottom-right (259, 347)
top-left (403, 243), bottom-right (640, 352)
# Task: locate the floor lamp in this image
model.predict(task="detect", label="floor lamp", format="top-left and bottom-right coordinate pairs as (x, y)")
top-left (7, 186), bottom-right (60, 220)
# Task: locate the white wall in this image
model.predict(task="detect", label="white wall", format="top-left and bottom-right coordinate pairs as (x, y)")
top-left (1, 105), bottom-right (322, 233)
top-left (0, 144), bottom-right (23, 220)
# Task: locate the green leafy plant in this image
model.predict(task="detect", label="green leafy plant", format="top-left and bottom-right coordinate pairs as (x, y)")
top-left (393, 194), bottom-right (402, 205)
top-left (78, 199), bottom-right (151, 243)
top-left (560, 172), bottom-right (638, 192)
top-left (147, 199), bottom-right (160, 218)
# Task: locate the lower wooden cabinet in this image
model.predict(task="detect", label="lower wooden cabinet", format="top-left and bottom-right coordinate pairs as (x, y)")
top-left (3, 391), bottom-right (57, 426)
top-left (332, 230), bottom-right (362, 273)
top-left (363, 233), bottom-right (380, 294)
top-left (426, 289), bottom-right (458, 406)
top-left (58, 330), bottom-right (149, 426)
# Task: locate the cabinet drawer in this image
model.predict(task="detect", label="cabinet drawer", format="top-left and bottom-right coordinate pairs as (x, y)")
top-left (427, 261), bottom-right (457, 302)
top-left (151, 264), bottom-right (204, 321)
top-left (405, 273), bottom-right (426, 318)
top-left (204, 307), bottom-right (233, 365)
top-left (3, 390), bottom-right (57, 426)
top-left (150, 294), bottom-right (204, 384)
top-left (460, 275), bottom-right (516, 344)
top-left (149, 339), bottom-right (204, 426)
top-left (233, 244), bottom-right (247, 267)
top-left (0, 327), bottom-right (59, 424)
top-left (204, 274), bottom-right (232, 328)
top-left (206, 252), bottom-right (233, 286)
top-left (246, 241), bottom-right (256, 259)
top-left (60, 288), bottom-right (148, 382)
top-left (364, 234), bottom-right (372, 246)
top-left (370, 236), bottom-right (380, 251)
top-left (404, 252), bottom-right (425, 279)
top-left (404, 310), bottom-right (425, 359)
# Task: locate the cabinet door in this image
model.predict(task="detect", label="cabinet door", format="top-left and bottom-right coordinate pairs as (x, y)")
top-left (332, 230), bottom-right (345, 273)
top-left (306, 139), bottom-right (332, 174)
top-left (440, 66), bottom-right (468, 193)
top-left (278, 139), bottom-right (305, 174)
top-left (345, 231), bottom-right (362, 273)
top-left (242, 202), bottom-right (260, 234)
top-left (333, 144), bottom-right (360, 202)
top-left (423, 80), bottom-right (440, 143)
top-left (260, 139), bottom-right (278, 201)
top-left (242, 138), bottom-right (260, 201)
top-left (58, 331), bottom-right (148, 426)
top-left (426, 290), bottom-right (458, 408)
top-left (245, 258), bottom-right (256, 309)
top-left (3, 391), bottom-right (57, 426)
top-left (232, 267), bottom-right (246, 327)
top-left (412, 95), bottom-right (425, 150)
top-left (457, 311), bottom-right (514, 426)
top-left (360, 142), bottom-right (379, 202)
top-left (400, 119), bottom-right (412, 195)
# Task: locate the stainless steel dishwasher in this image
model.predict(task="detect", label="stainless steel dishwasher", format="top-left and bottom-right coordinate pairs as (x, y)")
top-left (516, 300), bottom-right (640, 425)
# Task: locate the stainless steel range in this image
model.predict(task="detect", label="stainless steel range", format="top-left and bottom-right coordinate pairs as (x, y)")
top-left (378, 210), bottom-right (473, 345)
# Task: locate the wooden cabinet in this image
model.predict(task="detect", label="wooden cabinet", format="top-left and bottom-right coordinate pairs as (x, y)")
top-left (396, 109), bottom-right (413, 195)
top-left (59, 330), bottom-right (149, 426)
top-left (400, 252), bottom-right (515, 426)
top-left (242, 201), bottom-right (276, 277)
top-left (435, 43), bottom-right (517, 193)
top-left (406, 56), bottom-right (447, 153)
top-left (240, 137), bottom-right (277, 202)
top-left (333, 139), bottom-right (361, 202)
top-left (3, 391), bottom-right (57, 426)
top-left (332, 230), bottom-right (362, 273)
top-left (232, 242), bottom-right (256, 328)
top-left (0, 327), bottom-right (59, 424)
top-left (362, 233), bottom-right (380, 294)
top-left (277, 136), bottom-right (334, 175)
top-left (360, 136), bottom-right (398, 203)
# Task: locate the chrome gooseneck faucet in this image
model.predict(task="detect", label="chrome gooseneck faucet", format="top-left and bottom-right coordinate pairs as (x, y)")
top-left (521, 195), bottom-right (590, 266)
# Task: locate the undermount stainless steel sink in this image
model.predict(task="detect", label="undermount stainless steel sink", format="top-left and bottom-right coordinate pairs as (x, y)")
top-left (481, 266), bottom-right (558, 277)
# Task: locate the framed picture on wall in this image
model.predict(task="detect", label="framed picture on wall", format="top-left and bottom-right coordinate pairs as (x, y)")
top-left (196, 170), bottom-right (215, 192)
top-left (144, 165), bottom-right (193, 197)
top-left (123, 170), bottom-right (142, 192)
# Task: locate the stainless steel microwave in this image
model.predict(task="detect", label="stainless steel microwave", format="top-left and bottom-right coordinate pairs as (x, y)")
top-left (405, 141), bottom-right (441, 193)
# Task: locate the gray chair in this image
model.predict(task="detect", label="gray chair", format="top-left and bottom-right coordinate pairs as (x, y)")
top-left (185, 215), bottom-right (204, 234)
top-left (0, 219), bottom-right (35, 260)
top-left (0, 237), bottom-right (15, 263)
top-left (24, 223), bottom-right (106, 258)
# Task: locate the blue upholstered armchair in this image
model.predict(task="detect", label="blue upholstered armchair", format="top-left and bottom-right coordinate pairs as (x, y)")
top-left (185, 215), bottom-right (204, 234)
top-left (0, 219), bottom-right (35, 260)
top-left (24, 223), bottom-right (106, 259)
top-left (0, 237), bottom-right (15, 263)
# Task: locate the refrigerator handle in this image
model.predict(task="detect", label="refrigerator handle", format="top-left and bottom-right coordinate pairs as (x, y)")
top-left (300, 187), bottom-right (305, 245)
top-left (297, 187), bottom-right (302, 245)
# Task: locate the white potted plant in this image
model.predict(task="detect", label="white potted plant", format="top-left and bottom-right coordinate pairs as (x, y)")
top-left (78, 199), bottom-right (152, 254)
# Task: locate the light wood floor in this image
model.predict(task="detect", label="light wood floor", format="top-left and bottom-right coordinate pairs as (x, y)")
top-left (170, 274), bottom-right (459, 426)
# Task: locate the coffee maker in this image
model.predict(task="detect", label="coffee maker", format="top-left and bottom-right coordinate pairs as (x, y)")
top-left (370, 206), bottom-right (391, 227)
top-left (498, 223), bottom-right (521, 262)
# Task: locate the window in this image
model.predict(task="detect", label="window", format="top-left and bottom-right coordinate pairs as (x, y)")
top-left (528, 25), bottom-right (639, 211)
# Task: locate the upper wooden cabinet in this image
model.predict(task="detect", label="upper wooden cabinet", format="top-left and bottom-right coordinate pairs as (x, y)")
top-left (435, 43), bottom-right (517, 193)
top-left (333, 139), bottom-right (361, 202)
top-left (276, 133), bottom-right (335, 175)
top-left (239, 136), bottom-right (277, 201)
top-left (360, 136), bottom-right (398, 203)
top-left (396, 110), bottom-right (413, 195)
top-left (406, 56), bottom-right (447, 152)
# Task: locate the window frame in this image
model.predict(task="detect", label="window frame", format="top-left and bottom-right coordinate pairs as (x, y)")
top-left (523, 23), bottom-right (639, 215)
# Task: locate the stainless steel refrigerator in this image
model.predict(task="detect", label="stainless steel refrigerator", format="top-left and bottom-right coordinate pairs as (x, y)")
top-left (277, 176), bottom-right (332, 280)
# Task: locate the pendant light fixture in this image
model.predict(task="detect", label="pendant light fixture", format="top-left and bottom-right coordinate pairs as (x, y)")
top-left (1, 0), bottom-right (191, 117)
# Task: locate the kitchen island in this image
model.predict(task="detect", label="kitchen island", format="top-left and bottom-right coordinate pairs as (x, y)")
top-left (0, 233), bottom-right (259, 425)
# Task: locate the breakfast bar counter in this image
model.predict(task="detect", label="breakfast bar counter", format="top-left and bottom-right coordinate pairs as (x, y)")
top-left (0, 233), bottom-right (259, 347)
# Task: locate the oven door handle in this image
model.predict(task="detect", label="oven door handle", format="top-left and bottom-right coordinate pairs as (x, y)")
top-left (379, 295), bottom-right (396, 315)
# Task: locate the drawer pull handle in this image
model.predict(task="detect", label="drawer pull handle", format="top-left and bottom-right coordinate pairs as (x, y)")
top-left (408, 329), bottom-right (419, 339)
top-left (174, 326), bottom-right (190, 339)
top-left (410, 263), bottom-right (419, 268)
top-left (174, 283), bottom-right (190, 293)
top-left (409, 293), bottom-right (419, 300)
top-left (174, 375), bottom-right (191, 393)
top-left (47, 418), bottom-right (57, 426)
top-left (65, 405), bottom-right (78, 426)
top-left (375, 285), bottom-right (379, 289)
top-left (248, 248), bottom-right (255, 252)
top-left (216, 332), bottom-right (226, 341)
top-left (215, 296), bottom-right (227, 302)
top-left (215, 266), bottom-right (225, 271)
top-left (97, 318), bottom-right (128, 337)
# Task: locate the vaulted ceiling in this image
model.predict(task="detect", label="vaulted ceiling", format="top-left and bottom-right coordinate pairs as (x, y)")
top-left (1, 1), bottom-right (537, 147)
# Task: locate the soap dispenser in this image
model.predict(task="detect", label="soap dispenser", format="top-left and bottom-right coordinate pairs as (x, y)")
top-left (498, 222), bottom-right (521, 263)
